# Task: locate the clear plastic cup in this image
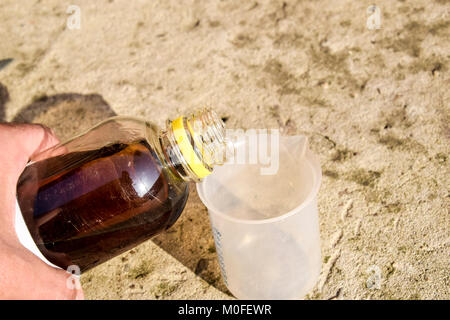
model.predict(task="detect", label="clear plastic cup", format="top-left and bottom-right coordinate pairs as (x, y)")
top-left (197, 135), bottom-right (322, 299)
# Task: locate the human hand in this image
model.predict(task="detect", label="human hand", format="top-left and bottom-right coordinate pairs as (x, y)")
top-left (0, 123), bottom-right (84, 300)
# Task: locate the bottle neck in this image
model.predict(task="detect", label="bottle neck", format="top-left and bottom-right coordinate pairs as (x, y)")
top-left (160, 110), bottom-right (227, 182)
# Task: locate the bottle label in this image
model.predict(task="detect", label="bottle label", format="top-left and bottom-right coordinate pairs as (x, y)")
top-left (14, 199), bottom-right (61, 269)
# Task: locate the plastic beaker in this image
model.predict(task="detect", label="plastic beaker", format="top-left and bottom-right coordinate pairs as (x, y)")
top-left (197, 135), bottom-right (322, 299)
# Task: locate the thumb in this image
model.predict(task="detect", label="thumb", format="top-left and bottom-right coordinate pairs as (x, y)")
top-left (0, 123), bottom-right (60, 231)
top-left (0, 123), bottom-right (60, 172)
top-left (0, 122), bottom-right (60, 187)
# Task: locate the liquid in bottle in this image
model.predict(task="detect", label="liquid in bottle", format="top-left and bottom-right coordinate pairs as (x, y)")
top-left (16, 111), bottom-right (226, 272)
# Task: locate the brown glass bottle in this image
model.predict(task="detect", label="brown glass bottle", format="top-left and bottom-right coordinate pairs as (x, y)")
top-left (16, 112), bottom-right (226, 272)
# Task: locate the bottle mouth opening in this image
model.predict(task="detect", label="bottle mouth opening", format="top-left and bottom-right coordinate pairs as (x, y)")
top-left (169, 109), bottom-right (227, 180)
top-left (188, 109), bottom-right (227, 166)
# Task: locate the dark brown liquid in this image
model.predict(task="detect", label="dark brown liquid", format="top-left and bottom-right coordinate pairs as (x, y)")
top-left (16, 140), bottom-right (188, 272)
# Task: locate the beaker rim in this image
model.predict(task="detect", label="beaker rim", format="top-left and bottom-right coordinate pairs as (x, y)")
top-left (196, 148), bottom-right (322, 225)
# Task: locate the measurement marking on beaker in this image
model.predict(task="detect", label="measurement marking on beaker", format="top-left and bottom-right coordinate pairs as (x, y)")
top-left (212, 226), bottom-right (228, 286)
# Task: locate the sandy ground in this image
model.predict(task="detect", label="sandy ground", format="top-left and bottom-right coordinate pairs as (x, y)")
top-left (1, 0), bottom-right (449, 299)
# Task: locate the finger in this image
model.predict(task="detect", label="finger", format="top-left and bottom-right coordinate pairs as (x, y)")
top-left (46, 267), bottom-right (85, 300)
top-left (0, 123), bottom-right (60, 164)
top-left (0, 123), bottom-right (61, 233)
top-left (25, 267), bottom-right (81, 300)
top-left (2, 243), bottom-right (84, 300)
top-left (75, 286), bottom-right (85, 300)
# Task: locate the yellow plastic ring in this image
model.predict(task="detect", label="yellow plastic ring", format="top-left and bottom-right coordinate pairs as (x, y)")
top-left (172, 117), bottom-right (211, 179)
top-left (186, 119), bottom-right (210, 165)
